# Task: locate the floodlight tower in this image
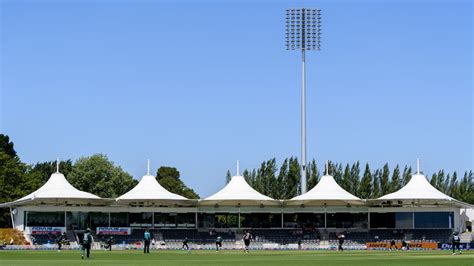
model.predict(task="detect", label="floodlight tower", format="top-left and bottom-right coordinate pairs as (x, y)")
top-left (286, 8), bottom-right (321, 195)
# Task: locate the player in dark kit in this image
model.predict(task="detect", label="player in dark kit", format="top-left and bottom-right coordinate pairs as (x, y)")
top-left (105, 236), bottom-right (114, 251)
top-left (182, 237), bottom-right (189, 251)
top-left (337, 234), bottom-right (345, 251)
top-left (451, 232), bottom-right (461, 255)
top-left (390, 239), bottom-right (396, 250)
top-left (215, 236), bottom-right (223, 252)
top-left (243, 231), bottom-right (252, 253)
top-left (56, 232), bottom-right (66, 252)
top-left (401, 240), bottom-right (409, 250)
top-left (144, 228), bottom-right (151, 254)
top-left (81, 228), bottom-right (93, 259)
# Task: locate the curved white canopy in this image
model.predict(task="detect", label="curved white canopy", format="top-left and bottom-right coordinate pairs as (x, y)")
top-left (200, 175), bottom-right (278, 206)
top-left (367, 160), bottom-right (471, 207)
top-left (288, 174), bottom-right (363, 205)
top-left (379, 173), bottom-right (453, 201)
top-left (116, 174), bottom-right (190, 204)
top-left (0, 171), bottom-right (104, 207)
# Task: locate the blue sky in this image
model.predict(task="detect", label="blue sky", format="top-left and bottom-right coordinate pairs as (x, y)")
top-left (1, 0), bottom-right (472, 197)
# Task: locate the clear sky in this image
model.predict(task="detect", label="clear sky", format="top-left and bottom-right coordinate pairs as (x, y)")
top-left (0, 0), bottom-right (472, 197)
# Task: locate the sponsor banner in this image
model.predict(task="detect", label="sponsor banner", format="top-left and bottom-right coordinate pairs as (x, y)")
top-left (96, 227), bottom-right (131, 235)
top-left (438, 243), bottom-right (472, 250)
top-left (28, 227), bottom-right (65, 235)
top-left (366, 242), bottom-right (438, 249)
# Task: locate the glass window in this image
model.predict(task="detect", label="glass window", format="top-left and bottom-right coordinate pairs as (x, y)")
top-left (197, 213), bottom-right (239, 228)
top-left (283, 213), bottom-right (323, 228)
top-left (370, 213), bottom-right (395, 228)
top-left (240, 213), bottom-right (282, 228)
top-left (414, 212), bottom-right (453, 229)
top-left (27, 212), bottom-right (64, 227)
top-left (177, 213), bottom-right (196, 228)
top-left (110, 213), bottom-right (129, 227)
top-left (154, 213), bottom-right (177, 228)
top-left (129, 212), bottom-right (153, 227)
top-left (395, 212), bottom-right (413, 229)
top-left (197, 213), bottom-right (214, 228)
top-left (89, 212), bottom-right (109, 229)
top-left (327, 213), bottom-right (368, 228)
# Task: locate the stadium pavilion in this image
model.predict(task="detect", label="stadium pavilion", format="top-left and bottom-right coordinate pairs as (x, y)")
top-left (1, 160), bottom-right (472, 249)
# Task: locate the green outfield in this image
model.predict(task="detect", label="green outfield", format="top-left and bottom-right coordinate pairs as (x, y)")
top-left (0, 250), bottom-right (472, 266)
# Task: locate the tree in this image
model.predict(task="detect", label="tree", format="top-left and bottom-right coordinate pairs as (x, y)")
top-left (380, 163), bottom-right (390, 195)
top-left (254, 159), bottom-right (278, 198)
top-left (242, 169), bottom-right (252, 186)
top-left (390, 165), bottom-right (401, 193)
top-left (286, 157), bottom-right (300, 199)
top-left (457, 171), bottom-right (473, 204)
top-left (333, 163), bottom-right (344, 187)
top-left (0, 135), bottom-right (27, 227)
top-left (348, 161), bottom-right (360, 195)
top-left (156, 166), bottom-right (199, 199)
top-left (265, 159), bottom-right (278, 197)
top-left (443, 174), bottom-right (451, 194)
top-left (225, 170), bottom-right (232, 184)
top-left (436, 170), bottom-right (446, 192)
top-left (402, 165), bottom-right (412, 186)
top-left (358, 163), bottom-right (372, 199)
top-left (68, 154), bottom-right (138, 198)
top-left (341, 164), bottom-right (351, 192)
top-left (307, 159), bottom-right (320, 190)
top-left (430, 172), bottom-right (438, 188)
top-left (0, 134), bottom-right (16, 158)
top-left (276, 159), bottom-right (289, 199)
top-left (448, 171), bottom-right (458, 198)
top-left (372, 169), bottom-right (381, 198)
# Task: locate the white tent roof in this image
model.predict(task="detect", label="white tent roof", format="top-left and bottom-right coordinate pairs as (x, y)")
top-left (378, 173), bottom-right (453, 201)
top-left (116, 174), bottom-right (190, 204)
top-left (200, 175), bottom-right (278, 206)
top-left (0, 171), bottom-right (103, 207)
top-left (289, 174), bottom-right (363, 205)
top-left (374, 160), bottom-right (471, 207)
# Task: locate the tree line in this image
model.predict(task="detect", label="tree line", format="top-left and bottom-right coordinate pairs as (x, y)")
top-left (226, 157), bottom-right (473, 203)
top-left (0, 134), bottom-right (198, 227)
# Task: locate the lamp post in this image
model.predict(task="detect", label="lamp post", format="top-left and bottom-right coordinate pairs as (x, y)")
top-left (285, 8), bottom-right (321, 195)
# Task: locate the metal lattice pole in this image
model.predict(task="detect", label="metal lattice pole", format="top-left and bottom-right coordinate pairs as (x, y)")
top-left (286, 8), bottom-right (321, 195)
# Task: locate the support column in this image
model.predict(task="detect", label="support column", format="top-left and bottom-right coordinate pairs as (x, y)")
top-left (152, 212), bottom-right (155, 229)
top-left (195, 212), bottom-right (198, 229)
top-left (108, 212), bottom-right (111, 227)
top-left (281, 212), bottom-right (284, 229)
top-left (9, 207), bottom-right (15, 228)
top-left (324, 204), bottom-right (327, 228)
top-left (238, 211), bottom-right (241, 229)
top-left (367, 209), bottom-right (370, 230)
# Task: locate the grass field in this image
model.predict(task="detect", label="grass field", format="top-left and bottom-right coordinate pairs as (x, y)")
top-left (0, 250), bottom-right (472, 266)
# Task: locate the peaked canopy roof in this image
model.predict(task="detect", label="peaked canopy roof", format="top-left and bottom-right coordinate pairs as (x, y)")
top-left (378, 173), bottom-right (452, 201)
top-left (116, 174), bottom-right (192, 205)
top-left (289, 174), bottom-right (363, 206)
top-left (374, 160), bottom-right (471, 207)
top-left (200, 175), bottom-right (278, 206)
top-left (0, 171), bottom-right (104, 207)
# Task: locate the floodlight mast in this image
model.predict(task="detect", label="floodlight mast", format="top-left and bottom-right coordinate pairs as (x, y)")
top-left (286, 8), bottom-right (321, 195)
